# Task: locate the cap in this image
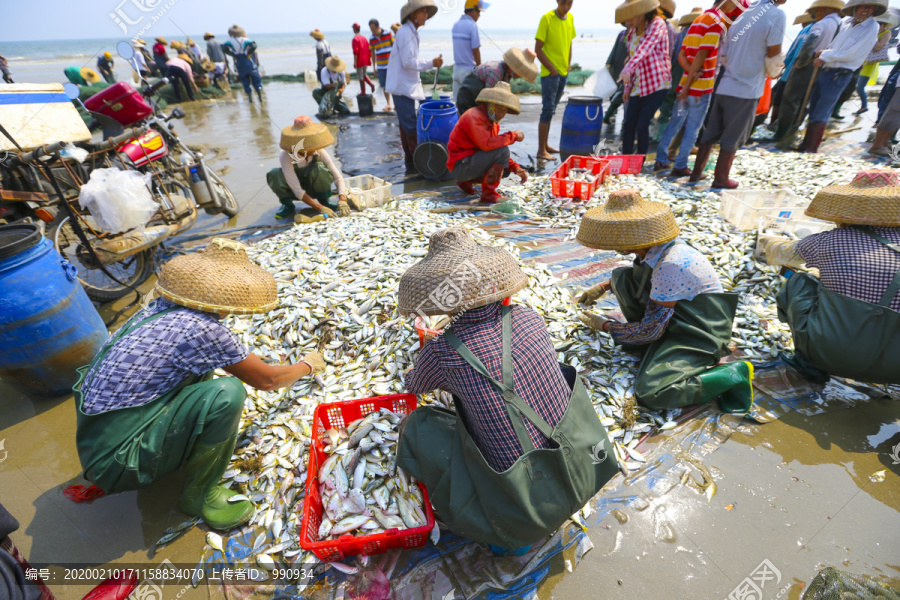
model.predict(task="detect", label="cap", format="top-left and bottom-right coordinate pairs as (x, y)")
top-left (465, 0), bottom-right (490, 9)
top-left (352, 22), bottom-right (361, 28)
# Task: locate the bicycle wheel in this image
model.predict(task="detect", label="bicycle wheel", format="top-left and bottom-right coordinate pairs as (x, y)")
top-left (50, 215), bottom-right (154, 303)
top-left (205, 167), bottom-right (240, 217)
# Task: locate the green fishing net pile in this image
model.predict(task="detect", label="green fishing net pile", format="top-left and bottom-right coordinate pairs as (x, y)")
top-left (420, 64), bottom-right (594, 95)
top-left (801, 567), bottom-right (900, 599)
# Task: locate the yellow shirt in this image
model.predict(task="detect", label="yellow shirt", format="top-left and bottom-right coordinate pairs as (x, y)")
top-left (535, 10), bottom-right (576, 77)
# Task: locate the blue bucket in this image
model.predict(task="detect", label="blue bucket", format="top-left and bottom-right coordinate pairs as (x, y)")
top-left (0, 224), bottom-right (108, 397)
top-left (417, 100), bottom-right (459, 147)
top-left (560, 96), bottom-right (604, 159)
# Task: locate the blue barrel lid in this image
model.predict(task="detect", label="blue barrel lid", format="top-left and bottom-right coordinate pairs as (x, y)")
top-left (0, 223), bottom-right (42, 260)
top-left (567, 96), bottom-right (603, 105)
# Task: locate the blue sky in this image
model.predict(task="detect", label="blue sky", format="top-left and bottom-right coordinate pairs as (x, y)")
top-left (1, 0), bottom-right (811, 41)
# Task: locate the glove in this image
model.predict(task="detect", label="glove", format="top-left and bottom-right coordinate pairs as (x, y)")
top-left (294, 213), bottom-right (326, 224)
top-left (300, 351), bottom-right (326, 375)
top-left (577, 281), bottom-right (610, 306)
top-left (338, 200), bottom-right (352, 217)
top-left (579, 312), bottom-right (609, 331)
top-left (765, 53), bottom-right (785, 79)
top-left (320, 206), bottom-right (338, 218)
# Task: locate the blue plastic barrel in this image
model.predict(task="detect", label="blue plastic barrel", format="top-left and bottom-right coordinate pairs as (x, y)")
top-left (417, 100), bottom-right (459, 147)
top-left (560, 96), bottom-right (604, 159)
top-left (0, 224), bottom-right (108, 397)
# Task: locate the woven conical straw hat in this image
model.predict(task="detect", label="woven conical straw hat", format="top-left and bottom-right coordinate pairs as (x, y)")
top-left (398, 227), bottom-right (529, 316)
top-left (794, 12), bottom-right (815, 24)
top-left (679, 7), bottom-right (704, 26)
top-left (660, 0), bottom-right (676, 16)
top-left (476, 81), bottom-right (521, 115)
top-left (325, 56), bottom-right (346, 73)
top-left (228, 24), bottom-right (247, 37)
top-left (842, 0), bottom-right (886, 16)
top-left (156, 239), bottom-right (277, 315)
top-left (279, 116), bottom-right (334, 152)
top-left (808, 0), bottom-right (845, 10)
top-left (310, 29), bottom-right (325, 40)
top-left (577, 189), bottom-right (680, 251)
top-left (805, 170), bottom-right (900, 226)
top-left (503, 47), bottom-right (539, 83)
top-left (616, 0), bottom-right (661, 23)
top-left (401, 0), bottom-right (438, 24)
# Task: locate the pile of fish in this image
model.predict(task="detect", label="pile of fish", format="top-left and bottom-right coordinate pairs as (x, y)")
top-left (191, 147), bottom-right (875, 574)
top-left (564, 167), bottom-right (597, 183)
top-left (316, 408), bottom-right (429, 541)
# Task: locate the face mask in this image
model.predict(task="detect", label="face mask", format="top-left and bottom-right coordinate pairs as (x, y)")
top-left (487, 107), bottom-right (500, 122)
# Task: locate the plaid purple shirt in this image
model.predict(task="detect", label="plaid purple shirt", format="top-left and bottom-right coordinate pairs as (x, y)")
top-left (405, 303), bottom-right (571, 472)
top-left (473, 61), bottom-right (512, 89)
top-left (797, 226), bottom-right (900, 311)
top-left (80, 299), bottom-right (248, 415)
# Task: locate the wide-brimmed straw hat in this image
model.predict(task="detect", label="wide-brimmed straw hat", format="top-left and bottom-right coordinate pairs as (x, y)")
top-left (476, 81), bottom-right (521, 115)
top-left (808, 0), bottom-right (845, 13)
top-left (805, 170), bottom-right (900, 226)
top-left (201, 59), bottom-right (216, 72)
top-left (80, 68), bottom-right (102, 84)
top-left (228, 24), bottom-right (247, 37)
top-left (841, 0), bottom-right (886, 16)
top-left (503, 47), bottom-right (539, 83)
top-left (156, 239), bottom-right (277, 315)
top-left (659, 0), bottom-right (677, 16)
top-left (325, 56), bottom-right (346, 73)
top-left (204, 32), bottom-right (215, 40)
top-left (876, 11), bottom-right (900, 26)
top-left (398, 228), bottom-right (528, 316)
top-left (616, 0), bottom-right (661, 23)
top-left (279, 116), bottom-right (335, 152)
top-left (577, 189), bottom-right (680, 251)
top-left (401, 0), bottom-right (438, 24)
top-left (132, 40), bottom-right (146, 48)
top-left (794, 12), bottom-right (815, 24)
top-left (177, 52), bottom-right (193, 65)
top-left (678, 6), bottom-right (703, 26)
top-left (310, 29), bottom-right (325, 40)
top-left (155, 37), bottom-right (167, 44)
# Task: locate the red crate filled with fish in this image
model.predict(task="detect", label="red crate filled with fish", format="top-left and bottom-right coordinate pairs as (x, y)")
top-left (299, 394), bottom-right (435, 561)
top-left (601, 154), bottom-right (645, 175)
top-left (550, 155), bottom-right (610, 202)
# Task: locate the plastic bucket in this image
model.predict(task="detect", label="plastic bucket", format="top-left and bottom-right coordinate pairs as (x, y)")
top-left (560, 96), bottom-right (604, 159)
top-left (357, 93), bottom-right (374, 117)
top-left (417, 99), bottom-right (459, 147)
top-left (0, 223), bottom-right (108, 397)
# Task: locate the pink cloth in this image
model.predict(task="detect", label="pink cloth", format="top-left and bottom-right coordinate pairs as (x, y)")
top-left (352, 34), bottom-right (371, 68)
top-left (165, 57), bottom-right (194, 82)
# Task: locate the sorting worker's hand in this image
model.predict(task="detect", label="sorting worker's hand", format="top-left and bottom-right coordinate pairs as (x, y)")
top-left (515, 167), bottom-right (528, 184)
top-left (338, 200), bottom-right (352, 217)
top-left (576, 280), bottom-right (611, 306)
top-left (515, 130), bottom-right (525, 142)
top-left (320, 206), bottom-right (338, 218)
top-left (300, 351), bottom-right (326, 375)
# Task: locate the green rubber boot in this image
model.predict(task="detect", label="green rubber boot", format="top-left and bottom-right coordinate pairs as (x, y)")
top-left (698, 361), bottom-right (755, 414)
top-left (179, 437), bottom-right (254, 531)
top-left (275, 199), bottom-right (296, 220)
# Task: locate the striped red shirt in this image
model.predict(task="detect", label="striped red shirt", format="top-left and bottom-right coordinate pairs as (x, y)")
top-left (678, 9), bottom-right (727, 96)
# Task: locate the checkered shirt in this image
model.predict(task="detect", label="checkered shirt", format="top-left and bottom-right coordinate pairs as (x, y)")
top-left (622, 15), bottom-right (672, 96)
top-left (405, 303), bottom-right (571, 472)
top-left (473, 61), bottom-right (512, 89)
top-left (80, 299), bottom-right (249, 415)
top-left (797, 226), bottom-right (900, 311)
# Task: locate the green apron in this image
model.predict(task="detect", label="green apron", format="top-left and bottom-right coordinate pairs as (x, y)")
top-left (456, 72), bottom-right (486, 115)
top-left (777, 229), bottom-right (900, 384)
top-left (73, 308), bottom-right (246, 493)
top-left (611, 259), bottom-right (740, 410)
top-left (265, 156), bottom-right (334, 203)
top-left (397, 304), bottom-right (618, 549)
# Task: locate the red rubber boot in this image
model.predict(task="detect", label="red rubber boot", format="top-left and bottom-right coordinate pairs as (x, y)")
top-left (480, 164), bottom-right (505, 204)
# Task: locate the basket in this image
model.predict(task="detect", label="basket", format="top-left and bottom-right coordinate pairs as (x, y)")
top-left (550, 156), bottom-right (611, 201)
top-left (754, 215), bottom-right (834, 259)
top-left (344, 174), bottom-right (392, 209)
top-left (299, 394), bottom-right (435, 561)
top-left (600, 154), bottom-right (645, 175)
top-left (719, 189), bottom-right (808, 231)
top-left (414, 316), bottom-right (443, 346)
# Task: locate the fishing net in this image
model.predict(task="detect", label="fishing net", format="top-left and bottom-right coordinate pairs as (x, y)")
top-left (419, 65), bottom-right (594, 95)
top-left (801, 567), bottom-right (900, 599)
top-left (491, 200), bottom-right (524, 216)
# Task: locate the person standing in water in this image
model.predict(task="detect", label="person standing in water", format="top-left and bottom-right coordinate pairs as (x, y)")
top-left (223, 24), bottom-right (263, 102)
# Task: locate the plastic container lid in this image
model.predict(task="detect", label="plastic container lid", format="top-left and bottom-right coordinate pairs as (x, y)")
top-left (0, 223), bottom-right (42, 260)
top-left (568, 96), bottom-right (603, 105)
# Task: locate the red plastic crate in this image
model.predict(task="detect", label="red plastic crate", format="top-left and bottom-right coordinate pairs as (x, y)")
top-left (550, 156), bottom-right (611, 202)
top-left (299, 394), bottom-right (435, 561)
top-left (601, 154), bottom-right (645, 175)
top-left (84, 82), bottom-right (153, 127)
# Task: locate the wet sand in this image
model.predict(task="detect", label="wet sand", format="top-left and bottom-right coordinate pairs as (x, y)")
top-left (1, 80), bottom-right (898, 600)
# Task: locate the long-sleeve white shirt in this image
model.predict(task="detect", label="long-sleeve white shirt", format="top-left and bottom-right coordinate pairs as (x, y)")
top-left (820, 16), bottom-right (879, 70)
top-left (810, 12), bottom-right (842, 53)
top-left (385, 20), bottom-right (433, 99)
top-left (279, 149), bottom-right (346, 201)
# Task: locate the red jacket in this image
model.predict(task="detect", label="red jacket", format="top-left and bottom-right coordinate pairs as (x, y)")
top-left (352, 34), bottom-right (371, 68)
top-left (446, 105), bottom-right (520, 172)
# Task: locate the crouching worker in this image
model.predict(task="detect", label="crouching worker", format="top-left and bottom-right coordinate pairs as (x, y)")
top-left (73, 239), bottom-right (325, 531)
top-left (447, 81), bottom-right (529, 203)
top-left (266, 116), bottom-right (352, 221)
top-left (396, 227), bottom-right (617, 555)
top-left (576, 190), bottom-right (754, 412)
top-left (762, 170), bottom-right (900, 385)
